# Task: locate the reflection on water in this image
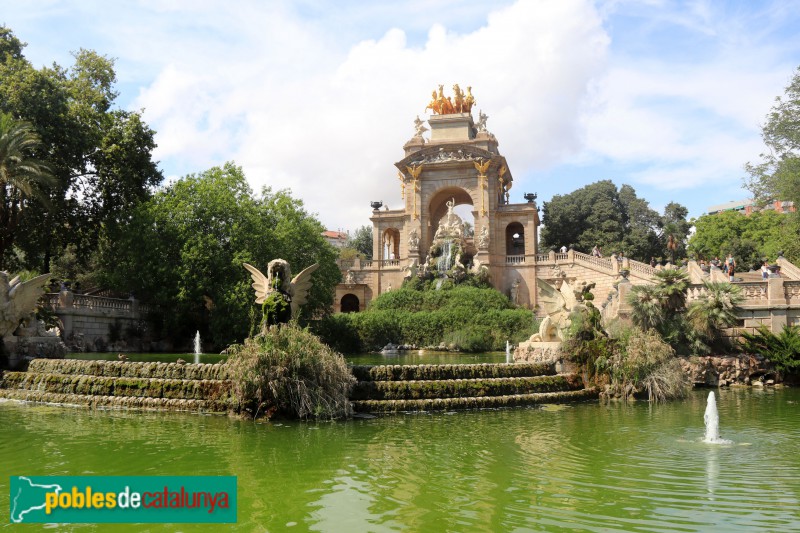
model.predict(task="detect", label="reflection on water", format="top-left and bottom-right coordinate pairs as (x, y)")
top-left (1, 388), bottom-right (799, 532)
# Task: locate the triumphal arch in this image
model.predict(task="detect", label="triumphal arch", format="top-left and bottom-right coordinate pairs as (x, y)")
top-left (334, 87), bottom-right (800, 334)
top-left (335, 85), bottom-right (540, 311)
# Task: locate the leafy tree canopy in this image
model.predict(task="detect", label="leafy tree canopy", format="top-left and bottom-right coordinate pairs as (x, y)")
top-left (688, 210), bottom-right (796, 268)
top-left (100, 163), bottom-right (340, 350)
top-left (345, 225), bottom-right (373, 259)
top-left (540, 180), bottom-right (690, 262)
top-left (0, 26), bottom-right (162, 272)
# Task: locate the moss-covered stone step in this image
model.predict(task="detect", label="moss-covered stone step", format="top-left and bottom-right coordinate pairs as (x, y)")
top-left (351, 388), bottom-right (599, 413)
top-left (25, 359), bottom-right (229, 380)
top-left (1, 372), bottom-right (232, 401)
top-left (351, 374), bottom-right (583, 401)
top-left (350, 362), bottom-right (554, 382)
top-left (0, 389), bottom-right (228, 412)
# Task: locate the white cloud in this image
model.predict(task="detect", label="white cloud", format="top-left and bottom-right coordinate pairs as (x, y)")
top-left (4, 0), bottom-right (799, 225)
top-left (129, 0), bottom-right (608, 230)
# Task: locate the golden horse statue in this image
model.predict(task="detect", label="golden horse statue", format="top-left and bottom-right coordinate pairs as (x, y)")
top-left (426, 84), bottom-right (475, 115)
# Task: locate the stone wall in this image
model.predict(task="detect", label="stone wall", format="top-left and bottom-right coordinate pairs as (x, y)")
top-left (678, 354), bottom-right (776, 387)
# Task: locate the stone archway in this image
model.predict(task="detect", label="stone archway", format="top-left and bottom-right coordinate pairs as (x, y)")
top-left (382, 228), bottom-right (400, 260)
top-left (427, 187), bottom-right (475, 251)
top-left (340, 294), bottom-right (360, 313)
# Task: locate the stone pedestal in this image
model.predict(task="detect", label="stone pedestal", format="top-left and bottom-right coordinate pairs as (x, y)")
top-left (3, 335), bottom-right (67, 369)
top-left (514, 340), bottom-right (562, 365)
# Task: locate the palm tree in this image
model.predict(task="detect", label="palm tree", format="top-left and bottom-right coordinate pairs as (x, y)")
top-left (686, 280), bottom-right (743, 353)
top-left (653, 268), bottom-right (689, 312)
top-left (627, 284), bottom-right (665, 331)
top-left (0, 113), bottom-right (56, 265)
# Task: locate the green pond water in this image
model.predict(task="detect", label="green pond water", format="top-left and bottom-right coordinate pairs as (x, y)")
top-left (1, 387), bottom-right (799, 531)
top-left (66, 351), bottom-right (506, 366)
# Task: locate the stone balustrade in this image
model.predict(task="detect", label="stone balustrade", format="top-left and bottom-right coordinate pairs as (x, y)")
top-left (44, 291), bottom-right (152, 352)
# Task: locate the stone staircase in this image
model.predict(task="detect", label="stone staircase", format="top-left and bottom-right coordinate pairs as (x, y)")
top-left (0, 359), bottom-right (232, 412)
top-left (349, 362), bottom-right (598, 413)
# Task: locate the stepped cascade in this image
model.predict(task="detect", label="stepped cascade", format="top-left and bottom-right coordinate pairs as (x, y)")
top-left (1, 359), bottom-right (599, 415)
top-left (349, 362), bottom-right (598, 413)
top-left (0, 359), bottom-right (233, 412)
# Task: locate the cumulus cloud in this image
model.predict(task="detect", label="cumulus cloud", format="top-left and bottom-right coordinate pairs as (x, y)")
top-left (6, 0), bottom-right (798, 224)
top-left (130, 0), bottom-right (608, 230)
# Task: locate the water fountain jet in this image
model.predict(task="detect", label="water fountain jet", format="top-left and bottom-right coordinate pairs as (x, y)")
top-left (193, 331), bottom-right (201, 364)
top-left (703, 391), bottom-right (731, 444)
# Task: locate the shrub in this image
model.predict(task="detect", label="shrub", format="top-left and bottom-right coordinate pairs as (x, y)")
top-left (442, 326), bottom-right (494, 352)
top-left (739, 325), bottom-right (800, 377)
top-left (309, 314), bottom-right (362, 354)
top-left (368, 289), bottom-right (425, 312)
top-left (312, 287), bottom-right (536, 352)
top-left (398, 311), bottom-right (444, 347)
top-left (352, 310), bottom-right (404, 350)
top-left (599, 327), bottom-right (690, 402)
top-left (640, 359), bottom-right (691, 403)
top-left (226, 323), bottom-right (356, 419)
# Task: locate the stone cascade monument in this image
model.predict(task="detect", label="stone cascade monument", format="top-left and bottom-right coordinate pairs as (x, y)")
top-left (428, 198), bottom-right (467, 280)
top-left (333, 84), bottom-right (541, 312)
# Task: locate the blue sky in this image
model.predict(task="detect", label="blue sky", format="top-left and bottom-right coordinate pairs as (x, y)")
top-left (2, 0), bottom-right (799, 232)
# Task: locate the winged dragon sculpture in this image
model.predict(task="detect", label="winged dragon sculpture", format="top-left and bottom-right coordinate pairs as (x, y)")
top-left (529, 278), bottom-right (579, 342)
top-left (243, 260), bottom-right (318, 324)
top-left (0, 272), bottom-right (51, 339)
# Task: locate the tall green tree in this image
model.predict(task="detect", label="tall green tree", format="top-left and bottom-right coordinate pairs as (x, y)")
top-left (540, 180), bottom-right (690, 262)
top-left (745, 66), bottom-right (800, 207)
top-left (0, 113), bottom-right (56, 260)
top-left (0, 26), bottom-right (162, 272)
top-left (346, 225), bottom-right (373, 259)
top-left (744, 65), bottom-right (800, 263)
top-left (102, 163), bottom-right (340, 349)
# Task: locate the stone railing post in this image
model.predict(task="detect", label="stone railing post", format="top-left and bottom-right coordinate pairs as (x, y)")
top-left (58, 288), bottom-right (74, 309)
top-left (567, 248), bottom-right (575, 262)
top-left (353, 257), bottom-right (361, 270)
top-left (767, 278), bottom-right (787, 333)
top-left (548, 250), bottom-right (556, 262)
top-left (616, 279), bottom-right (632, 317)
top-left (129, 295), bottom-right (139, 317)
top-left (610, 254), bottom-right (620, 275)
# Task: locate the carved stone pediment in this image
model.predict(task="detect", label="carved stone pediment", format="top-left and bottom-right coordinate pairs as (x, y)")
top-left (395, 144), bottom-right (495, 169)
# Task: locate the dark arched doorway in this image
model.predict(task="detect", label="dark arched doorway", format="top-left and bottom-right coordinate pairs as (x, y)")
top-left (505, 222), bottom-right (525, 256)
top-left (340, 294), bottom-right (360, 313)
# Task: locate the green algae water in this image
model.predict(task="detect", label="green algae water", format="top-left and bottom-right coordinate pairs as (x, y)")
top-left (2, 387), bottom-right (799, 532)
